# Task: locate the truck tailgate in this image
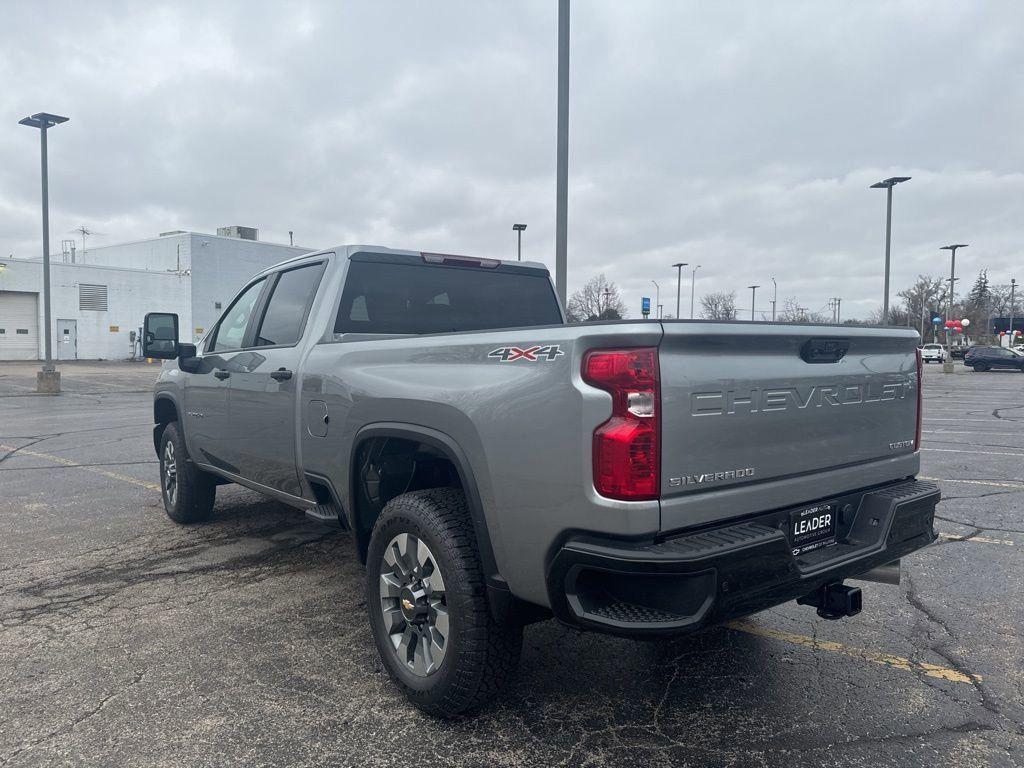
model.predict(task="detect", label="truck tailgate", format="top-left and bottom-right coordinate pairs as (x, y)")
top-left (658, 323), bottom-right (920, 532)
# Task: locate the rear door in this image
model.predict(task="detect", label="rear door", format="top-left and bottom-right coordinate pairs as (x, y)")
top-left (657, 323), bottom-right (920, 531)
top-left (225, 260), bottom-right (327, 498)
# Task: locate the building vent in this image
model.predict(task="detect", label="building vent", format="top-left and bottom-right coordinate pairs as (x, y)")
top-left (216, 225), bottom-right (258, 241)
top-left (79, 283), bottom-right (109, 311)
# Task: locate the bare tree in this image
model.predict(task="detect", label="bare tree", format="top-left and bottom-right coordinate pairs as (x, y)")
top-left (566, 274), bottom-right (628, 322)
top-left (896, 274), bottom-right (947, 334)
top-left (699, 291), bottom-right (737, 321)
top-left (778, 298), bottom-right (826, 324)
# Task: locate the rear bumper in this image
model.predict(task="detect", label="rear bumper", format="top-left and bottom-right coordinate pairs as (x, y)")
top-left (546, 479), bottom-right (939, 637)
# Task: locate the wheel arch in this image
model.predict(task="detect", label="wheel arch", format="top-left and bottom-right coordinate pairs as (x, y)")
top-left (351, 423), bottom-right (518, 621)
top-left (153, 394), bottom-right (180, 454)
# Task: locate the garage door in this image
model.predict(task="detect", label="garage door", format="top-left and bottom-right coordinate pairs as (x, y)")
top-left (0, 291), bottom-right (40, 360)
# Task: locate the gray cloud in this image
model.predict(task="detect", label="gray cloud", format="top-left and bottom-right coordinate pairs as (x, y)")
top-left (2, 0), bottom-right (1021, 319)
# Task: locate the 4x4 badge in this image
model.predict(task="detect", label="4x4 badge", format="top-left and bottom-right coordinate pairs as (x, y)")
top-left (488, 345), bottom-right (564, 362)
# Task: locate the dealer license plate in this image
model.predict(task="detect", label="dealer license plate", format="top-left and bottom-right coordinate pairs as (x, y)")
top-left (790, 503), bottom-right (837, 556)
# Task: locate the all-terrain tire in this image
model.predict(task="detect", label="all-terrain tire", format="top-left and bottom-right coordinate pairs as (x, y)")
top-left (366, 488), bottom-right (522, 718)
top-left (158, 421), bottom-right (216, 524)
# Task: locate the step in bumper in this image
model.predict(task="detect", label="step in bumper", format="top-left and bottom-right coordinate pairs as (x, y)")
top-left (546, 479), bottom-right (939, 637)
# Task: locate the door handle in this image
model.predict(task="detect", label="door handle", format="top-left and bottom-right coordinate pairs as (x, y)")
top-left (271, 368), bottom-right (293, 381)
top-left (214, 370), bottom-right (230, 380)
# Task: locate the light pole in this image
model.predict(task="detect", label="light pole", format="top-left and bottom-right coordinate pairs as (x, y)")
top-left (672, 262), bottom-right (688, 319)
top-left (650, 280), bottom-right (660, 319)
top-left (554, 0), bottom-right (570, 308)
top-left (1010, 277), bottom-right (1018, 347)
top-left (513, 223), bottom-right (527, 261)
top-left (748, 285), bottom-right (760, 321)
top-left (689, 265), bottom-right (702, 319)
top-left (870, 176), bottom-right (911, 324)
top-left (19, 112), bottom-right (69, 394)
top-left (601, 287), bottom-right (611, 318)
top-left (940, 244), bottom-right (968, 373)
top-left (770, 276), bottom-right (777, 321)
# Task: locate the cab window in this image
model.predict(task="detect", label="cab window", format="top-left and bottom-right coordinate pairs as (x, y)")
top-left (253, 263), bottom-right (326, 347)
top-left (208, 278), bottom-right (267, 353)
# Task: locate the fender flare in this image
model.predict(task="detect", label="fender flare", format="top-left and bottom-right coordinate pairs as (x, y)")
top-left (153, 393), bottom-right (182, 454)
top-left (352, 422), bottom-right (515, 618)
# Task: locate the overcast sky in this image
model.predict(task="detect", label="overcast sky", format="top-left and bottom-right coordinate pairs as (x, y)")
top-left (2, 1), bottom-right (1021, 319)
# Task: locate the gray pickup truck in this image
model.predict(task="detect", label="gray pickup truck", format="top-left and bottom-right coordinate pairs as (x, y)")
top-left (143, 245), bottom-right (940, 717)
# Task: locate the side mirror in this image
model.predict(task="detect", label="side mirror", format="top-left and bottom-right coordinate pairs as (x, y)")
top-left (143, 312), bottom-right (181, 359)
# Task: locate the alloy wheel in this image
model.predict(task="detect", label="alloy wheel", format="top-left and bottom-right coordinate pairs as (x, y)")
top-left (162, 441), bottom-right (177, 506)
top-left (378, 532), bottom-right (449, 676)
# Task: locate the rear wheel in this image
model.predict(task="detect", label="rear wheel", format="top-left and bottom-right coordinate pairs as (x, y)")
top-left (158, 421), bottom-right (216, 523)
top-left (973, 363), bottom-right (989, 372)
top-left (366, 488), bottom-right (522, 717)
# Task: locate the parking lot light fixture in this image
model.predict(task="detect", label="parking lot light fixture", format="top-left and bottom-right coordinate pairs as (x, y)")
top-left (513, 223), bottom-right (527, 261)
top-left (651, 280), bottom-right (660, 318)
top-left (770, 276), bottom-right (777, 321)
top-left (19, 112), bottom-right (69, 393)
top-left (940, 244), bottom-right (968, 373)
top-left (690, 265), bottom-right (701, 319)
top-left (870, 176), bottom-right (911, 324)
top-left (1010, 278), bottom-right (1017, 347)
top-left (748, 285), bottom-right (760, 321)
top-left (671, 262), bottom-right (687, 319)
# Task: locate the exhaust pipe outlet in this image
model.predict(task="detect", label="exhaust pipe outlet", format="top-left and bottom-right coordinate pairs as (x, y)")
top-left (851, 560), bottom-right (901, 586)
top-left (797, 582), bottom-right (862, 620)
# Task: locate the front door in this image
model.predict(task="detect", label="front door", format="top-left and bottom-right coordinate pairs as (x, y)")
top-left (224, 260), bottom-right (326, 498)
top-left (56, 319), bottom-right (77, 360)
top-left (183, 277), bottom-right (269, 473)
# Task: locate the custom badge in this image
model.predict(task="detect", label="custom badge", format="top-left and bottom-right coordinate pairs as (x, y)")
top-left (487, 345), bottom-right (564, 362)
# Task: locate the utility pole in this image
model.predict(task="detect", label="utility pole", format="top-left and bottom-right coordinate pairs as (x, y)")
top-left (289, 230), bottom-right (294, 246)
top-left (748, 285), bottom-right (759, 321)
top-left (19, 112), bottom-right (69, 394)
top-left (835, 298), bottom-right (841, 323)
top-left (513, 223), bottom-right (527, 261)
top-left (870, 176), bottom-right (911, 324)
top-left (940, 244), bottom-right (968, 373)
top-left (690, 265), bottom-right (701, 319)
top-left (672, 262), bottom-right (687, 319)
top-left (554, 0), bottom-right (570, 308)
top-left (770, 276), bottom-right (777, 321)
top-left (651, 280), bottom-right (660, 318)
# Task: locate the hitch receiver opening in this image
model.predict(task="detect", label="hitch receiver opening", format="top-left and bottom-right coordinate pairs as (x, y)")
top-left (797, 582), bottom-right (862, 620)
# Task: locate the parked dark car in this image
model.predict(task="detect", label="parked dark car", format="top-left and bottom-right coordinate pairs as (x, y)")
top-left (963, 346), bottom-right (1024, 371)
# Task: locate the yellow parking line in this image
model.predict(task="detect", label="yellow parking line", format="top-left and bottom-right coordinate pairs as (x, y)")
top-left (919, 475), bottom-right (1024, 491)
top-left (726, 620), bottom-right (981, 685)
top-left (0, 443), bottom-right (160, 492)
top-left (937, 532), bottom-right (1015, 546)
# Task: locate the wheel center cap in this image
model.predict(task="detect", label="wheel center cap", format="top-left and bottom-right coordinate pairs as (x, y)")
top-left (399, 586), bottom-right (428, 622)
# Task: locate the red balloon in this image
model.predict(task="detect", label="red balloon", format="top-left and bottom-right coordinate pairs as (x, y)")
top-left (945, 320), bottom-right (955, 328)
top-left (1000, 331), bottom-right (1006, 336)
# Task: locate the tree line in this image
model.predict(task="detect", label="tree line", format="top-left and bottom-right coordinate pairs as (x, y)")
top-left (566, 271), bottom-right (1021, 336)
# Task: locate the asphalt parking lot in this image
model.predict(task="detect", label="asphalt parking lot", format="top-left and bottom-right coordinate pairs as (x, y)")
top-left (1, 360), bottom-right (1022, 767)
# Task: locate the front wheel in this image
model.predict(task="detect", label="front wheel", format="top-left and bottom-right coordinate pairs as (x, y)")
top-left (158, 421), bottom-right (216, 523)
top-left (366, 488), bottom-right (522, 718)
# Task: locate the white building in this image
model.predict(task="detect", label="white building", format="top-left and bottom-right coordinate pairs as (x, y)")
top-left (0, 228), bottom-right (311, 361)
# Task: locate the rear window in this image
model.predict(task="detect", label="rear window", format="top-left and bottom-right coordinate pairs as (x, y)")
top-left (334, 260), bottom-right (562, 335)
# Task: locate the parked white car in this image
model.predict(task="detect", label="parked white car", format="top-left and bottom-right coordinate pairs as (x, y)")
top-left (920, 343), bottom-right (946, 363)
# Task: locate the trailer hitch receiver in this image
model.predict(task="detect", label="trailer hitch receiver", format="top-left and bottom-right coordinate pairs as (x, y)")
top-left (797, 582), bottom-right (862, 620)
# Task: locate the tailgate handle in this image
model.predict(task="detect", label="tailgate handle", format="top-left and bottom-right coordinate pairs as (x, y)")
top-left (801, 338), bottom-right (849, 364)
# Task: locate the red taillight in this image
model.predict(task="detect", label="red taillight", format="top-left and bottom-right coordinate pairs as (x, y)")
top-left (583, 348), bottom-right (660, 500)
top-left (915, 347), bottom-right (923, 451)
